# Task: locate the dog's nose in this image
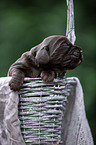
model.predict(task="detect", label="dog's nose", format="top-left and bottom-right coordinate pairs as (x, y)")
top-left (73, 49), bottom-right (80, 57)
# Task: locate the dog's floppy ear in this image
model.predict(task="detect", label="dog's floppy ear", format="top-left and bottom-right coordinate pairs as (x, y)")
top-left (35, 36), bottom-right (60, 64)
top-left (35, 46), bottom-right (50, 65)
top-left (32, 36), bottom-right (57, 65)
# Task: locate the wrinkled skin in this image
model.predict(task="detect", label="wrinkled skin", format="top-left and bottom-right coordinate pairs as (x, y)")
top-left (8, 35), bottom-right (83, 91)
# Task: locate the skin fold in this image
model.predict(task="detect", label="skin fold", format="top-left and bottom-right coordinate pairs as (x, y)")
top-left (8, 35), bottom-right (83, 91)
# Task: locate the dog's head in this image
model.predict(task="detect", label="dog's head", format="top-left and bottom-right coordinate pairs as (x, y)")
top-left (32, 35), bottom-right (83, 72)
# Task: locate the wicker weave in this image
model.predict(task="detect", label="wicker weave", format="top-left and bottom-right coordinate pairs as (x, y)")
top-left (18, 78), bottom-right (77, 145)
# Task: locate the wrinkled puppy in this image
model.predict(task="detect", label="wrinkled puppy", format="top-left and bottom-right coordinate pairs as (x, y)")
top-left (8, 35), bottom-right (83, 91)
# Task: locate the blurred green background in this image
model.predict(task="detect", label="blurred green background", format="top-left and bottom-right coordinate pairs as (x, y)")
top-left (0, 0), bottom-right (96, 143)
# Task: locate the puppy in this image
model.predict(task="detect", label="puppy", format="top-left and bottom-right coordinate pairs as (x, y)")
top-left (8, 35), bottom-right (83, 91)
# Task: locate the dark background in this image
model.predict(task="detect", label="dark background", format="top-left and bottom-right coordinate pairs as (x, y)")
top-left (0, 0), bottom-right (96, 143)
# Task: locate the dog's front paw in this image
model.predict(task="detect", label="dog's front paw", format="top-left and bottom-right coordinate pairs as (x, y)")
top-left (9, 78), bottom-right (23, 91)
top-left (41, 70), bottom-right (55, 82)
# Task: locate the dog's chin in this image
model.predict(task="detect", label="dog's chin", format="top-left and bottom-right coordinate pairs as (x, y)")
top-left (68, 59), bottom-right (82, 69)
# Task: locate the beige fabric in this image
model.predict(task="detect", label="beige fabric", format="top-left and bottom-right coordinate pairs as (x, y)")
top-left (62, 77), bottom-right (94, 145)
top-left (0, 77), bottom-right (25, 145)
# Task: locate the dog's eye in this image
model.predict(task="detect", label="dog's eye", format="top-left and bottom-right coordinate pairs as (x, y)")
top-left (60, 43), bottom-right (71, 49)
top-left (33, 51), bottom-right (36, 57)
top-left (60, 43), bottom-right (68, 47)
top-left (45, 46), bottom-right (49, 51)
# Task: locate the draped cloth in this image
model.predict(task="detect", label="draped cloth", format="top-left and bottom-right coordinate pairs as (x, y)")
top-left (0, 77), bottom-right (94, 145)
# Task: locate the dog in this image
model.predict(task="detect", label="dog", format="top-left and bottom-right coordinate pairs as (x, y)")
top-left (8, 35), bottom-right (83, 91)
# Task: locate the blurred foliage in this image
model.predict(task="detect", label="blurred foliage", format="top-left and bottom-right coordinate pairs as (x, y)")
top-left (0, 0), bottom-right (96, 143)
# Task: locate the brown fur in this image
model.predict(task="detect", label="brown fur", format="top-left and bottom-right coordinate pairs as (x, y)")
top-left (8, 35), bottom-right (83, 91)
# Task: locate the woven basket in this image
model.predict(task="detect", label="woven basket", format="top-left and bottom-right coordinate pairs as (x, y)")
top-left (18, 78), bottom-right (77, 145)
